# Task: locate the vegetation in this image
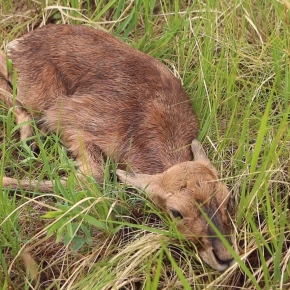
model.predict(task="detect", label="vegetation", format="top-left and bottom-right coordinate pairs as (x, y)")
top-left (0, 0), bottom-right (290, 289)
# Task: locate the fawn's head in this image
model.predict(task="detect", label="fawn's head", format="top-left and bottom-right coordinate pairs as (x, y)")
top-left (117, 140), bottom-right (234, 271)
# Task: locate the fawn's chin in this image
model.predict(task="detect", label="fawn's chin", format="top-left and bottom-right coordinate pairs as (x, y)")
top-left (199, 248), bottom-right (235, 272)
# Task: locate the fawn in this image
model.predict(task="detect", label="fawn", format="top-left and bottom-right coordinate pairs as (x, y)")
top-left (0, 24), bottom-right (234, 271)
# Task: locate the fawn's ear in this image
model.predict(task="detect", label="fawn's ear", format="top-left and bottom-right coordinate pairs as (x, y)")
top-left (116, 169), bottom-right (171, 206)
top-left (191, 139), bottom-right (218, 175)
top-left (116, 170), bottom-right (156, 189)
top-left (191, 139), bottom-right (211, 163)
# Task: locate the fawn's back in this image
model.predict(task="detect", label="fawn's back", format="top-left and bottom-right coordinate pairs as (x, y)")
top-left (4, 25), bottom-right (198, 176)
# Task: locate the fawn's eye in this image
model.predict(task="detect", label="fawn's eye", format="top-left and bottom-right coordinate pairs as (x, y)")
top-left (170, 209), bottom-right (183, 219)
top-left (179, 181), bottom-right (187, 191)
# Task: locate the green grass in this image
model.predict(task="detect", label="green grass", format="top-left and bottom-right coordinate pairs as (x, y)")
top-left (1, 0), bottom-right (290, 289)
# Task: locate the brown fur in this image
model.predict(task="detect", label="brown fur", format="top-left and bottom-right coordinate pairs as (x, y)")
top-left (0, 24), bottom-right (235, 271)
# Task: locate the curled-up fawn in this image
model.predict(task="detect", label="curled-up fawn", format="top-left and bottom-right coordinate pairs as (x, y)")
top-left (0, 24), bottom-right (235, 271)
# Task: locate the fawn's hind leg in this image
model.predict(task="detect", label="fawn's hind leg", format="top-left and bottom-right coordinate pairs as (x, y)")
top-left (2, 176), bottom-right (68, 193)
top-left (0, 51), bottom-right (34, 143)
top-left (0, 77), bottom-right (34, 144)
top-left (62, 134), bottom-right (105, 183)
top-left (1, 140), bottom-right (105, 192)
top-left (42, 101), bottom-right (107, 183)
